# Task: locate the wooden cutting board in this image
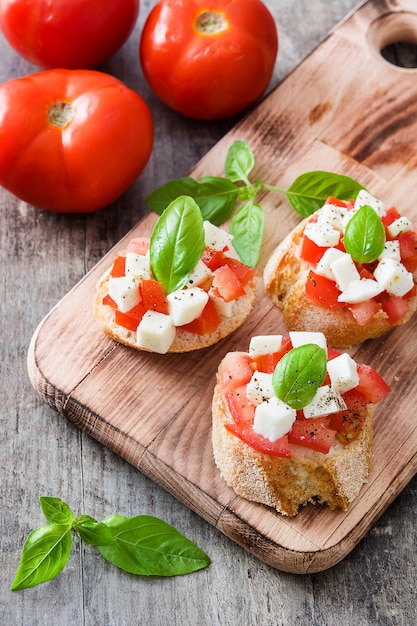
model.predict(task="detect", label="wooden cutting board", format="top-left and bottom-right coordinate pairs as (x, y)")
top-left (27, 0), bottom-right (417, 574)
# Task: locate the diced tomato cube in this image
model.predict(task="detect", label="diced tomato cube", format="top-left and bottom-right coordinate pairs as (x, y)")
top-left (126, 237), bottom-right (150, 255)
top-left (140, 280), bottom-right (168, 314)
top-left (225, 386), bottom-right (256, 426)
top-left (300, 235), bottom-right (329, 264)
top-left (404, 284), bottom-right (417, 299)
top-left (381, 207), bottom-right (401, 228)
top-left (212, 264), bottom-right (246, 302)
top-left (114, 302), bottom-right (147, 331)
top-left (326, 196), bottom-right (348, 208)
top-left (327, 347), bottom-right (342, 360)
top-left (356, 364), bottom-right (391, 404)
top-left (288, 416), bottom-right (336, 454)
top-left (179, 298), bottom-right (221, 335)
top-left (252, 351), bottom-right (282, 374)
top-left (356, 363), bottom-right (391, 404)
top-left (305, 270), bottom-right (341, 308)
top-left (224, 257), bottom-right (256, 286)
top-left (218, 352), bottom-right (254, 392)
top-left (398, 229), bottom-right (417, 258)
top-left (348, 299), bottom-right (380, 325)
top-left (252, 338), bottom-right (293, 373)
top-left (110, 255), bottom-right (126, 277)
top-left (102, 293), bottom-right (117, 308)
top-left (381, 296), bottom-right (409, 324)
top-left (225, 422), bottom-right (291, 458)
top-left (201, 247), bottom-right (227, 270)
top-left (328, 388), bottom-right (369, 444)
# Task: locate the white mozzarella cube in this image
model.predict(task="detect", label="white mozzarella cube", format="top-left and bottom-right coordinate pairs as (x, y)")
top-left (315, 247), bottom-right (345, 280)
top-left (108, 276), bottom-right (141, 313)
top-left (136, 311), bottom-right (176, 354)
top-left (253, 396), bottom-right (296, 442)
top-left (125, 252), bottom-right (152, 280)
top-left (186, 259), bottom-right (213, 288)
top-left (387, 216), bottom-right (413, 238)
top-left (303, 221), bottom-right (341, 248)
top-left (249, 335), bottom-right (283, 357)
top-left (338, 278), bottom-right (384, 303)
top-left (327, 353), bottom-right (359, 393)
top-left (209, 289), bottom-right (234, 317)
top-left (303, 385), bottom-right (347, 418)
top-left (378, 240), bottom-right (401, 262)
top-left (167, 287), bottom-right (209, 326)
top-left (203, 221), bottom-right (234, 251)
top-left (354, 189), bottom-right (385, 216)
top-left (289, 331), bottom-right (327, 351)
top-left (246, 371), bottom-right (275, 405)
top-left (374, 258), bottom-right (414, 297)
top-left (318, 204), bottom-right (348, 230)
top-left (330, 253), bottom-right (361, 291)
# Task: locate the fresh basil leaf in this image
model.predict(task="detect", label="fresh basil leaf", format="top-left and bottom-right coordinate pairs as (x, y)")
top-left (73, 515), bottom-right (115, 547)
top-left (98, 515), bottom-right (211, 577)
top-left (11, 524), bottom-right (72, 590)
top-left (272, 344), bottom-right (327, 409)
top-left (229, 201), bottom-right (264, 267)
top-left (40, 496), bottom-right (74, 525)
top-left (146, 176), bottom-right (238, 224)
top-left (344, 204), bottom-right (386, 264)
top-left (195, 176), bottom-right (238, 223)
top-left (224, 140), bottom-right (254, 184)
top-left (150, 195), bottom-right (205, 294)
top-left (146, 178), bottom-right (201, 215)
top-left (286, 171), bottom-right (365, 217)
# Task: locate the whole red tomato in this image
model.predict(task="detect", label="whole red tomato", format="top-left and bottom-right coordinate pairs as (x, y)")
top-left (0, 0), bottom-right (139, 69)
top-left (139, 0), bottom-right (278, 120)
top-left (0, 69), bottom-right (154, 213)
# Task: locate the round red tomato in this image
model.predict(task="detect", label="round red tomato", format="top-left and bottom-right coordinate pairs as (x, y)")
top-left (139, 0), bottom-right (278, 120)
top-left (0, 0), bottom-right (139, 69)
top-left (0, 69), bottom-right (154, 213)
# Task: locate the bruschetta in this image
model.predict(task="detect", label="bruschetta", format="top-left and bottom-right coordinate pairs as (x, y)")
top-left (212, 331), bottom-right (390, 516)
top-left (264, 190), bottom-right (417, 347)
top-left (95, 197), bottom-right (256, 353)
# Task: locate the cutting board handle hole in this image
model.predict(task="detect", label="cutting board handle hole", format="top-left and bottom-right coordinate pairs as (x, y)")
top-left (368, 12), bottom-right (417, 70)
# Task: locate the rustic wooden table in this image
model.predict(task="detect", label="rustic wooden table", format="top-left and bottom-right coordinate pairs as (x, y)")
top-left (1, 1), bottom-right (416, 624)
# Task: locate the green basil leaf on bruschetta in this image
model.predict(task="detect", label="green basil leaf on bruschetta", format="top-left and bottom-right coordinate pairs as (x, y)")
top-left (150, 195), bottom-right (205, 294)
top-left (286, 171), bottom-right (365, 218)
top-left (272, 344), bottom-right (327, 409)
top-left (343, 204), bottom-right (386, 264)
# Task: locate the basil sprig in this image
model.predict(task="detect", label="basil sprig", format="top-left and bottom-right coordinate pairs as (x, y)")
top-left (272, 344), bottom-right (327, 410)
top-left (344, 204), bottom-right (386, 264)
top-left (146, 140), bottom-right (365, 268)
top-left (150, 195), bottom-right (205, 294)
top-left (11, 497), bottom-right (210, 590)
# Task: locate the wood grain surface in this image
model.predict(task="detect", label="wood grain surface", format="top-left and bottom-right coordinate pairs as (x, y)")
top-left (27, 0), bottom-right (417, 575)
top-left (2, 1), bottom-right (417, 625)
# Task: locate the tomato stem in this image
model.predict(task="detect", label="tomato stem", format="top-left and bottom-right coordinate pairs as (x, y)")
top-left (48, 101), bottom-right (74, 128)
top-left (196, 11), bottom-right (227, 34)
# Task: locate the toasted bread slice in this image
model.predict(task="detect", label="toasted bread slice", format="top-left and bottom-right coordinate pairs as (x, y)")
top-left (264, 219), bottom-right (417, 347)
top-left (95, 269), bottom-right (256, 353)
top-left (212, 381), bottom-right (373, 517)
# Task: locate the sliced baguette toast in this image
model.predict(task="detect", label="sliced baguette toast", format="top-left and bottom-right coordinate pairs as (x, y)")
top-left (264, 218), bottom-right (417, 347)
top-left (95, 269), bottom-right (256, 353)
top-left (212, 381), bottom-right (373, 517)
